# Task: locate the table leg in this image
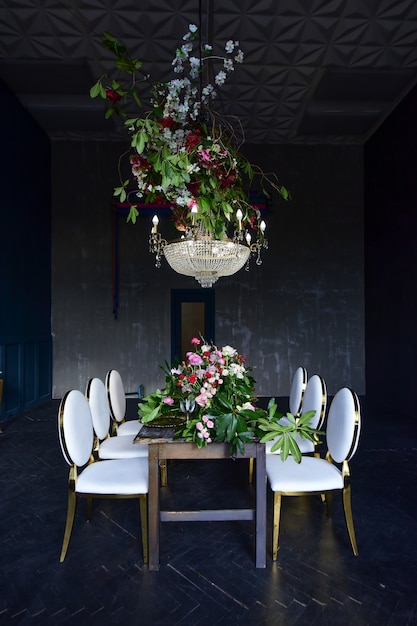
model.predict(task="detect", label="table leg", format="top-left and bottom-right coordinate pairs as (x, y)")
top-left (255, 442), bottom-right (267, 568)
top-left (148, 443), bottom-right (160, 571)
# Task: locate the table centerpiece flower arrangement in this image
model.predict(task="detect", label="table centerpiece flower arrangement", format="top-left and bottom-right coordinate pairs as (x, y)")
top-left (90, 24), bottom-right (290, 238)
top-left (138, 338), bottom-right (321, 459)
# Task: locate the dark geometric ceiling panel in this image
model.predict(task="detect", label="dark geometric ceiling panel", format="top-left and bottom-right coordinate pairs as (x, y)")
top-left (1, 0), bottom-right (417, 144)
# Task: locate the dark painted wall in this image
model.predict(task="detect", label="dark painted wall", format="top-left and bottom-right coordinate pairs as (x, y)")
top-left (0, 81), bottom-right (52, 421)
top-left (51, 140), bottom-right (364, 399)
top-left (365, 84), bottom-right (417, 416)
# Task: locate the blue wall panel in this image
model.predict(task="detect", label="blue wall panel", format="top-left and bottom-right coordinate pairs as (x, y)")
top-left (0, 79), bottom-right (52, 421)
top-left (4, 343), bottom-right (20, 414)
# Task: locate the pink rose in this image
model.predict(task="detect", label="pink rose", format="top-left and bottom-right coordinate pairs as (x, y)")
top-left (191, 337), bottom-right (201, 345)
top-left (163, 397), bottom-right (174, 405)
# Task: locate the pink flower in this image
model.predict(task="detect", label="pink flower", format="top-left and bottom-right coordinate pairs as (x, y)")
top-left (195, 394), bottom-right (208, 406)
top-left (187, 352), bottom-right (203, 365)
top-left (196, 422), bottom-right (203, 431)
top-left (163, 397), bottom-right (174, 405)
top-left (191, 337), bottom-right (201, 345)
top-left (207, 420), bottom-right (214, 429)
top-left (198, 148), bottom-right (211, 162)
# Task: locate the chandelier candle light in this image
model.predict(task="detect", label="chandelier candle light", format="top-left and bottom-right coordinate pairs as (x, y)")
top-left (91, 23), bottom-right (290, 287)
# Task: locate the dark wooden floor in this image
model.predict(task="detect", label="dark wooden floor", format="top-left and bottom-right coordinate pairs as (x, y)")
top-left (1, 397), bottom-right (416, 625)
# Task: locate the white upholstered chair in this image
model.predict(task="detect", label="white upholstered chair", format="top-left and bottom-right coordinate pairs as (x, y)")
top-left (105, 370), bottom-right (168, 484)
top-left (105, 369), bottom-right (142, 436)
top-left (266, 374), bottom-right (327, 456)
top-left (249, 366), bottom-right (308, 483)
top-left (58, 389), bottom-right (148, 563)
top-left (86, 377), bottom-right (147, 460)
top-left (266, 387), bottom-right (361, 560)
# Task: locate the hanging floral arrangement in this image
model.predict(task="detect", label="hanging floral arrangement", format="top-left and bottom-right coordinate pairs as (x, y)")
top-left (90, 24), bottom-right (290, 239)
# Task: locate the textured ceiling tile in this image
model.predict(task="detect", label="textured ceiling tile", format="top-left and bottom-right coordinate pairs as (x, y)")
top-left (2, 0), bottom-right (417, 143)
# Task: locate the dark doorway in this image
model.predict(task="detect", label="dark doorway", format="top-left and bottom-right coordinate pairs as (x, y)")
top-left (171, 289), bottom-right (215, 362)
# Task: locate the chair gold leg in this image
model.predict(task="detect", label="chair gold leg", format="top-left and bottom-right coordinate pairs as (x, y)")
top-left (342, 485), bottom-right (358, 555)
top-left (160, 459), bottom-right (168, 486)
top-left (325, 492), bottom-right (333, 517)
top-left (248, 457), bottom-right (254, 484)
top-left (60, 489), bottom-right (77, 562)
top-left (272, 493), bottom-right (282, 561)
top-left (86, 496), bottom-right (93, 521)
top-left (139, 494), bottom-right (148, 564)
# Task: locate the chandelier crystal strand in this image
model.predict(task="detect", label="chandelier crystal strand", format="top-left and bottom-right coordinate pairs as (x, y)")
top-left (163, 232), bottom-right (250, 288)
top-left (149, 209), bottom-right (268, 286)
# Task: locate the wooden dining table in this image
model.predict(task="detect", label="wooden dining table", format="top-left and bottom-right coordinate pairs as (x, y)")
top-left (135, 429), bottom-right (267, 571)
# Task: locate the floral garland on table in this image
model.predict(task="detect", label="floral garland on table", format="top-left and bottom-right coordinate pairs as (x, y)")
top-left (90, 25), bottom-right (290, 238)
top-left (138, 338), bottom-right (321, 458)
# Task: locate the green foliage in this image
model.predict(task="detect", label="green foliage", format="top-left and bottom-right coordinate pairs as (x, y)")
top-left (257, 407), bottom-right (323, 463)
top-left (127, 205), bottom-right (139, 224)
top-left (138, 389), bottom-right (180, 423)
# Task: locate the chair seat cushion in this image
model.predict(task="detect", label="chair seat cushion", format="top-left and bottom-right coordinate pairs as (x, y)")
top-left (99, 434), bottom-right (148, 459)
top-left (266, 455), bottom-right (343, 492)
top-left (116, 421), bottom-right (143, 437)
top-left (76, 457), bottom-right (148, 494)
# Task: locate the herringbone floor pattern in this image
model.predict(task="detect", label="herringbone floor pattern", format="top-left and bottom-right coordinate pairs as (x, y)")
top-left (0, 399), bottom-right (416, 625)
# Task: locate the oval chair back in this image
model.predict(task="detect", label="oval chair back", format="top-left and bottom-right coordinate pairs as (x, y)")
top-left (289, 366), bottom-right (307, 416)
top-left (58, 389), bottom-right (94, 467)
top-left (301, 374), bottom-right (327, 430)
top-left (105, 369), bottom-right (127, 431)
top-left (326, 387), bottom-right (361, 463)
top-left (86, 377), bottom-right (111, 441)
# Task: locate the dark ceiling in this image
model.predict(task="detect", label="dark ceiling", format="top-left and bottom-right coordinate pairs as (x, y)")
top-left (1, 0), bottom-right (417, 144)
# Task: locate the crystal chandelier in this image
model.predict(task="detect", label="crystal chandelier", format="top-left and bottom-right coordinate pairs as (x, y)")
top-left (149, 209), bottom-right (267, 288)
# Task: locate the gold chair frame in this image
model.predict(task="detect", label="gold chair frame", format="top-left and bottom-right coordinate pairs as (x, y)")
top-left (269, 387), bottom-right (360, 560)
top-left (59, 393), bottom-right (148, 564)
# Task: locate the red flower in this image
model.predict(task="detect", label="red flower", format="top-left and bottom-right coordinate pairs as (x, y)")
top-left (186, 182), bottom-right (201, 196)
top-left (130, 154), bottom-right (151, 173)
top-left (188, 374), bottom-right (197, 384)
top-left (105, 89), bottom-right (121, 103)
top-left (186, 129), bottom-right (202, 150)
top-left (218, 168), bottom-right (238, 188)
top-left (159, 116), bottom-right (175, 129)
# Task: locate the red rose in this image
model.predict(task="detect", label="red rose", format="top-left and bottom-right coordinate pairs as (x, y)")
top-left (159, 116), bottom-right (175, 129)
top-left (105, 89), bottom-right (121, 103)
